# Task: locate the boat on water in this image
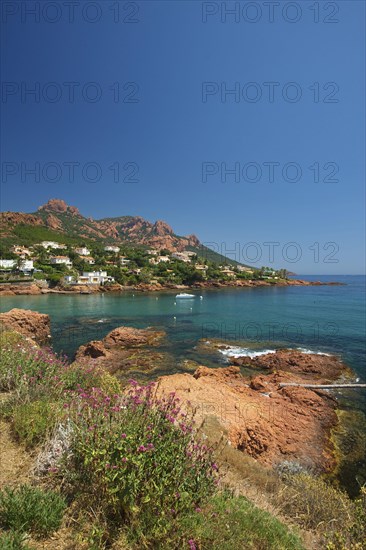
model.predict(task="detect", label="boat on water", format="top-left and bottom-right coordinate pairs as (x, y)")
top-left (175, 293), bottom-right (196, 299)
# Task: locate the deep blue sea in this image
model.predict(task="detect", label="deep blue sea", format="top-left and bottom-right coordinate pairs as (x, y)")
top-left (1, 275), bottom-right (366, 490)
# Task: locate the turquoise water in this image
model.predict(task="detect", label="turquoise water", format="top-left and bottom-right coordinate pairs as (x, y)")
top-left (1, 275), bottom-right (365, 381)
top-left (1, 274), bottom-right (365, 491)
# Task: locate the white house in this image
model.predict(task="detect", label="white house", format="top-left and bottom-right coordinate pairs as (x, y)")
top-left (149, 256), bottom-right (170, 265)
top-left (75, 247), bottom-right (90, 256)
top-left (104, 246), bottom-right (120, 253)
top-left (0, 260), bottom-right (16, 270)
top-left (237, 266), bottom-right (254, 274)
top-left (0, 259), bottom-right (34, 272)
top-left (79, 255), bottom-right (95, 265)
top-left (40, 241), bottom-right (66, 249)
top-left (120, 257), bottom-right (130, 266)
top-left (195, 264), bottom-right (207, 275)
top-left (78, 271), bottom-right (114, 285)
top-left (171, 252), bottom-right (192, 263)
top-left (50, 256), bottom-right (72, 267)
top-left (11, 246), bottom-right (32, 258)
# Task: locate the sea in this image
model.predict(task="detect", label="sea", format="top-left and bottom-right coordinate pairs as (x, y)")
top-left (1, 274), bottom-right (365, 492)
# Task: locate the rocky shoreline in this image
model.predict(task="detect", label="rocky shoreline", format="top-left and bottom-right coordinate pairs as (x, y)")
top-left (0, 278), bottom-right (345, 296)
top-left (0, 307), bottom-right (358, 477)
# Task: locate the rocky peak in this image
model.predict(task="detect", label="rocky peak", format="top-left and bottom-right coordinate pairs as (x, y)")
top-left (38, 199), bottom-right (80, 216)
top-left (186, 234), bottom-right (200, 247)
top-left (152, 220), bottom-right (173, 236)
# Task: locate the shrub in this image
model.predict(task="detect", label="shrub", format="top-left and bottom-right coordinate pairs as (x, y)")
top-left (0, 485), bottom-right (66, 537)
top-left (12, 400), bottom-right (61, 448)
top-left (325, 485), bottom-right (366, 549)
top-left (0, 343), bottom-right (67, 395)
top-left (65, 381), bottom-right (219, 546)
top-left (175, 492), bottom-right (304, 550)
top-left (276, 473), bottom-right (353, 533)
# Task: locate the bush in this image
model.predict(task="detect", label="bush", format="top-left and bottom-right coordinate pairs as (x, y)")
top-left (325, 485), bottom-right (366, 549)
top-left (276, 473), bottom-right (353, 533)
top-left (0, 485), bottom-right (66, 538)
top-left (175, 492), bottom-right (304, 550)
top-left (12, 400), bottom-right (61, 448)
top-left (65, 381), bottom-right (218, 546)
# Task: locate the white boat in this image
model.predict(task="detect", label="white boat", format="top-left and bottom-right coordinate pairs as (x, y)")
top-left (175, 293), bottom-right (196, 299)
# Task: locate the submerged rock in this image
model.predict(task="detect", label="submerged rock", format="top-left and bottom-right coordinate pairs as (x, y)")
top-left (74, 325), bottom-right (169, 375)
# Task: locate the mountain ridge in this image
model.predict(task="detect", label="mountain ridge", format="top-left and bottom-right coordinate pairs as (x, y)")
top-left (0, 199), bottom-right (243, 265)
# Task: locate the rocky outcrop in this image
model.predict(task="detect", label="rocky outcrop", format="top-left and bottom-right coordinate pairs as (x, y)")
top-left (230, 349), bottom-right (349, 383)
top-left (152, 220), bottom-right (173, 236)
top-left (38, 198), bottom-right (80, 216)
top-left (0, 308), bottom-right (51, 345)
top-left (0, 283), bottom-right (42, 296)
top-left (157, 363), bottom-right (340, 472)
top-left (75, 325), bottom-right (170, 376)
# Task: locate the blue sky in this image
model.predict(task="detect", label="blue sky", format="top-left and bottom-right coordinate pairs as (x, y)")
top-left (1, 0), bottom-right (365, 274)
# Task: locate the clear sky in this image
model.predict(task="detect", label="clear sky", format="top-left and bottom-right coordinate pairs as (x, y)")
top-left (1, 0), bottom-right (365, 274)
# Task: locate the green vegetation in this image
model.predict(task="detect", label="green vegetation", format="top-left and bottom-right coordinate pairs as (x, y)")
top-left (0, 331), bottom-right (308, 549)
top-left (177, 492), bottom-right (304, 550)
top-left (0, 485), bottom-right (66, 538)
top-left (0, 531), bottom-right (32, 550)
top-left (4, 331), bottom-right (362, 549)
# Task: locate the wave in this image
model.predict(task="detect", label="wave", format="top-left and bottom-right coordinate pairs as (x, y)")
top-left (219, 346), bottom-right (276, 359)
top-left (296, 347), bottom-right (331, 356)
top-left (219, 345), bottom-right (332, 359)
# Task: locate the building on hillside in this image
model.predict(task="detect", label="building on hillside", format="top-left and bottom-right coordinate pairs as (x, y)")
top-left (195, 264), bottom-right (208, 276)
top-left (237, 266), bottom-right (254, 274)
top-left (120, 257), bottom-right (130, 266)
top-left (74, 247), bottom-right (91, 256)
top-left (40, 241), bottom-right (66, 249)
top-left (104, 246), bottom-right (120, 253)
top-left (65, 271), bottom-right (115, 285)
top-left (220, 267), bottom-right (236, 278)
top-left (11, 246), bottom-right (32, 258)
top-left (147, 249), bottom-right (159, 256)
top-left (79, 256), bottom-right (95, 265)
top-left (149, 256), bottom-right (170, 265)
top-left (0, 259), bottom-right (34, 273)
top-left (50, 256), bottom-right (72, 267)
top-left (171, 252), bottom-right (192, 262)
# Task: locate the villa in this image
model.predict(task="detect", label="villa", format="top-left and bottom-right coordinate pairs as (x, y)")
top-left (40, 241), bottom-right (66, 250)
top-left (50, 256), bottom-right (72, 267)
top-left (104, 246), bottom-right (120, 253)
top-left (11, 246), bottom-right (32, 258)
top-left (64, 271), bottom-right (115, 285)
top-left (74, 247), bottom-right (91, 256)
top-left (0, 259), bottom-right (34, 273)
top-left (149, 256), bottom-right (170, 265)
top-left (171, 252), bottom-right (192, 262)
top-left (79, 255), bottom-right (95, 265)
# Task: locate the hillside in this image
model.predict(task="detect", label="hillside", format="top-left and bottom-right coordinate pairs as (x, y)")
top-left (0, 199), bottom-right (247, 266)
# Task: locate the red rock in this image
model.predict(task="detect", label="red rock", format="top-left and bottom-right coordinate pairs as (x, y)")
top-left (231, 349), bottom-right (348, 383)
top-left (157, 364), bottom-right (340, 472)
top-left (0, 308), bottom-right (50, 345)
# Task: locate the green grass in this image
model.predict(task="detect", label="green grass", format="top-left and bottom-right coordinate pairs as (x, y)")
top-left (0, 485), bottom-right (66, 538)
top-left (173, 492), bottom-right (305, 550)
top-left (0, 531), bottom-right (32, 550)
